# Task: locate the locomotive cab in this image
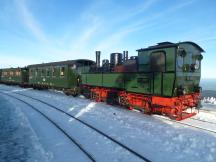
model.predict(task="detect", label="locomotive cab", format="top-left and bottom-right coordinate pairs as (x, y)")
top-left (136, 41), bottom-right (204, 120)
top-left (137, 41), bottom-right (204, 97)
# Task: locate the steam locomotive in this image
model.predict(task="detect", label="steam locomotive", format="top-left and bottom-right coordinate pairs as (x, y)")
top-left (0, 41), bottom-right (204, 120)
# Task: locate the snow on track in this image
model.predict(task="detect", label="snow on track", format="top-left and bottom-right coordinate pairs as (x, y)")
top-left (1, 95), bottom-right (94, 162)
top-left (1, 84), bottom-right (216, 162)
top-left (153, 115), bottom-right (216, 134)
top-left (0, 94), bottom-right (49, 162)
top-left (1, 91), bottom-right (149, 162)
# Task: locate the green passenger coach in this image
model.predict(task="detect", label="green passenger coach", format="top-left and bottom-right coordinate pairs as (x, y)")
top-left (0, 67), bottom-right (28, 85)
top-left (28, 59), bottom-right (94, 95)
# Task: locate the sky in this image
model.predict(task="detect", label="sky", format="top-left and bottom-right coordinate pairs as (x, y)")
top-left (0, 0), bottom-right (215, 78)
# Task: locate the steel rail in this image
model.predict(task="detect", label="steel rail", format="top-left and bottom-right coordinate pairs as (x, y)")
top-left (0, 92), bottom-right (96, 162)
top-left (8, 90), bottom-right (151, 162)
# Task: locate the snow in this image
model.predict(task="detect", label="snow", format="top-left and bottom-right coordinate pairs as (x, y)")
top-left (194, 111), bottom-right (216, 123)
top-left (0, 94), bottom-right (48, 162)
top-left (7, 98), bottom-right (95, 162)
top-left (74, 102), bottom-right (96, 118)
top-left (201, 97), bottom-right (216, 112)
top-left (1, 84), bottom-right (216, 162)
top-left (203, 97), bottom-right (216, 105)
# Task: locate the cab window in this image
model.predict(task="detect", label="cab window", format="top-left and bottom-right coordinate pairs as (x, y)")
top-left (150, 51), bottom-right (165, 72)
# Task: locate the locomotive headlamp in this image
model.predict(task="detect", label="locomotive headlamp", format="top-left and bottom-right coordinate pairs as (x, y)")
top-left (194, 60), bottom-right (200, 70)
top-left (178, 48), bottom-right (187, 57)
top-left (190, 61), bottom-right (200, 71)
top-left (191, 54), bottom-right (202, 70)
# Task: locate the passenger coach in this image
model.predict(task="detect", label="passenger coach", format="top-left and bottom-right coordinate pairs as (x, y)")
top-left (28, 59), bottom-right (94, 95)
top-left (0, 67), bottom-right (28, 86)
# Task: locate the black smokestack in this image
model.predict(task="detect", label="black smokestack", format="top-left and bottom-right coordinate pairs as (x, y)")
top-left (96, 51), bottom-right (101, 67)
top-left (123, 51), bottom-right (126, 62)
top-left (125, 51), bottom-right (128, 61)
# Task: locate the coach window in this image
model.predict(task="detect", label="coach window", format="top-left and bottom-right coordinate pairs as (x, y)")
top-left (38, 69), bottom-right (41, 77)
top-left (17, 70), bottom-right (21, 76)
top-left (42, 69), bottom-right (45, 77)
top-left (35, 69), bottom-right (38, 76)
top-left (10, 71), bottom-right (14, 76)
top-left (52, 67), bottom-right (55, 77)
top-left (15, 71), bottom-right (19, 76)
top-left (60, 67), bottom-right (65, 76)
top-left (46, 68), bottom-right (50, 77)
top-left (150, 51), bottom-right (165, 72)
top-left (30, 69), bottom-right (33, 76)
top-left (3, 72), bottom-right (7, 77)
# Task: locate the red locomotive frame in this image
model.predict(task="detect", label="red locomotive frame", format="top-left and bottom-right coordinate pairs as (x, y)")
top-left (83, 85), bottom-right (200, 121)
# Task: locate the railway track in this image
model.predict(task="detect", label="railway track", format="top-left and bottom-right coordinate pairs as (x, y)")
top-left (0, 89), bottom-right (151, 162)
top-left (1, 87), bottom-right (216, 136)
top-left (153, 115), bottom-right (216, 134)
top-left (1, 86), bottom-right (216, 134)
top-left (190, 117), bottom-right (216, 125)
top-left (199, 108), bottom-right (216, 114)
top-left (0, 91), bottom-right (96, 162)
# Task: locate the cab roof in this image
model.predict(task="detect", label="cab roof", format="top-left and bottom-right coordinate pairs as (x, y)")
top-left (137, 41), bottom-right (205, 52)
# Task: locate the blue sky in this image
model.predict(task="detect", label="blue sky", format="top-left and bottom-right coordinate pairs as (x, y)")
top-left (0, 0), bottom-right (215, 78)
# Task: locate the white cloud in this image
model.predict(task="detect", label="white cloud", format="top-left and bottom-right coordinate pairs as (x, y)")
top-left (70, 16), bottom-right (102, 52)
top-left (9, 0), bottom-right (197, 64)
top-left (95, 0), bottom-right (195, 51)
top-left (0, 54), bottom-right (41, 68)
top-left (15, 0), bottom-right (49, 44)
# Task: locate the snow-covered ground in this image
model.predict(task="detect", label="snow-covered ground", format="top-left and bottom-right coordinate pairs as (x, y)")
top-left (201, 97), bottom-right (216, 111)
top-left (0, 92), bottom-right (48, 161)
top-left (0, 84), bottom-right (216, 162)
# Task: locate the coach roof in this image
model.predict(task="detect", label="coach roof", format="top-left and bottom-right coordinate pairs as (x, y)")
top-left (28, 59), bottom-right (95, 68)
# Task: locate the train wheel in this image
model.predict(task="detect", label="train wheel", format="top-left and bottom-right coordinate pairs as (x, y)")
top-left (71, 92), bottom-right (78, 97)
top-left (118, 96), bottom-right (128, 106)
